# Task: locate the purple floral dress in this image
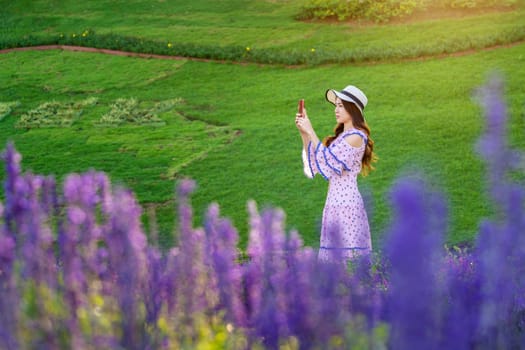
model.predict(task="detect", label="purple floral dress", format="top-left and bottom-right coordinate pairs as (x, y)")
top-left (302, 128), bottom-right (372, 262)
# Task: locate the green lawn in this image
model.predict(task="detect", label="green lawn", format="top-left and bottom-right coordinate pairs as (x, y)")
top-left (1, 1), bottom-right (525, 249)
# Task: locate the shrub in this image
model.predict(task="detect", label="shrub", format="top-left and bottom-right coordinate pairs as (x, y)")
top-left (431, 0), bottom-right (519, 9)
top-left (15, 98), bottom-right (97, 129)
top-left (298, 0), bottom-right (421, 22)
top-left (0, 101), bottom-right (20, 121)
top-left (0, 75), bottom-right (524, 348)
top-left (297, 0), bottom-right (519, 22)
top-left (97, 98), bottom-right (182, 126)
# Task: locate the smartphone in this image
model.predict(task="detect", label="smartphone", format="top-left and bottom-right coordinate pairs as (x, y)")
top-left (298, 99), bottom-right (305, 117)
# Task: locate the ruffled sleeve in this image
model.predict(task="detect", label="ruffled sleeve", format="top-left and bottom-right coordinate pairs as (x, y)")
top-left (302, 148), bottom-right (314, 179)
top-left (304, 130), bottom-right (367, 180)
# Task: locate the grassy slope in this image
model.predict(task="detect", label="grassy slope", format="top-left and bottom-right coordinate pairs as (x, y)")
top-left (1, 1), bottom-right (525, 249)
top-left (2, 45), bottom-right (524, 248)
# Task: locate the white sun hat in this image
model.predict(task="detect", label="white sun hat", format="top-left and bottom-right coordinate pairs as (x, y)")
top-left (325, 85), bottom-right (368, 113)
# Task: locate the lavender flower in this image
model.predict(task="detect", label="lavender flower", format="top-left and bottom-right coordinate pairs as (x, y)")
top-left (439, 247), bottom-right (481, 349)
top-left (204, 202), bottom-right (246, 326)
top-left (103, 187), bottom-right (147, 350)
top-left (2, 142), bottom-right (22, 241)
top-left (280, 230), bottom-right (318, 347)
top-left (473, 75), bottom-right (525, 347)
top-left (21, 174), bottom-right (57, 286)
top-left (383, 178), bottom-right (446, 349)
top-left (245, 202), bottom-right (290, 348)
top-left (1, 143), bottom-right (60, 348)
top-left (0, 202), bottom-right (18, 350)
top-left (59, 172), bottom-right (115, 348)
top-left (173, 180), bottom-right (210, 329)
top-left (142, 246), bottom-right (165, 348)
top-left (474, 74), bottom-right (521, 208)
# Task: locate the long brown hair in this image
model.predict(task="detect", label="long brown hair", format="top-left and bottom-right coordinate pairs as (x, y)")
top-left (323, 100), bottom-right (377, 176)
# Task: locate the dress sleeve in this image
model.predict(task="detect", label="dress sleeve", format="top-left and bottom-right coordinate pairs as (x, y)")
top-left (306, 140), bottom-right (353, 180)
top-left (302, 148), bottom-right (314, 179)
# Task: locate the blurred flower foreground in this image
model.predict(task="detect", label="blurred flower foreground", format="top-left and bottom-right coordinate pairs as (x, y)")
top-left (1, 77), bottom-right (525, 350)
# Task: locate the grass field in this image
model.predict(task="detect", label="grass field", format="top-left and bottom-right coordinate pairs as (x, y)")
top-left (2, 0), bottom-right (525, 64)
top-left (1, 1), bottom-right (525, 249)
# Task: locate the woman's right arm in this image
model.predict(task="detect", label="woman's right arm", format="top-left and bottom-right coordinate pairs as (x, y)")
top-left (295, 110), bottom-right (320, 150)
top-left (296, 110), bottom-right (321, 178)
top-left (296, 111), bottom-right (354, 181)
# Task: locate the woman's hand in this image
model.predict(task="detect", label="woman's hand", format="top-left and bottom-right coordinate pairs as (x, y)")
top-left (296, 108), bottom-right (320, 150)
top-left (295, 110), bottom-right (314, 136)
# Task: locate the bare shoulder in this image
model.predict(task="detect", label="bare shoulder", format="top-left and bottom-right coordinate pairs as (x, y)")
top-left (345, 134), bottom-right (364, 148)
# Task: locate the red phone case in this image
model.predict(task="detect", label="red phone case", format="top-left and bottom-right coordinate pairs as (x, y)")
top-left (298, 99), bottom-right (304, 116)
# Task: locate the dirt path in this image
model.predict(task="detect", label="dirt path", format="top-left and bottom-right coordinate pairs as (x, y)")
top-left (0, 45), bottom-right (218, 63)
top-left (0, 42), bottom-right (523, 66)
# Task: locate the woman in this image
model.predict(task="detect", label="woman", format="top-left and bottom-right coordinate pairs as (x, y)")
top-left (295, 85), bottom-right (376, 262)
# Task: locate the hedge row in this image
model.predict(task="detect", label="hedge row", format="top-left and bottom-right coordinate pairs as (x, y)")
top-left (1, 23), bottom-right (524, 66)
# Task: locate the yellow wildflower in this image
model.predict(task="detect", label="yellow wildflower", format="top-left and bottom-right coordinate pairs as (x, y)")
top-left (157, 317), bottom-right (169, 333)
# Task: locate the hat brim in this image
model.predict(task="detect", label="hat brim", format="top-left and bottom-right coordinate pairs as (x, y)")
top-left (325, 89), bottom-right (364, 113)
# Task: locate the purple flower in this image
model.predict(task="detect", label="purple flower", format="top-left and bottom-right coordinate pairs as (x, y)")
top-left (474, 74), bottom-right (522, 207)
top-left (204, 202), bottom-right (246, 325)
top-left (0, 202), bottom-right (19, 350)
top-left (474, 188), bottom-right (525, 347)
top-left (0, 207), bottom-right (15, 265)
top-left (383, 177), bottom-right (446, 349)
top-left (173, 179), bottom-right (212, 323)
top-left (1, 143), bottom-right (60, 347)
top-left (244, 202), bottom-right (289, 348)
top-left (142, 246), bottom-right (165, 348)
top-left (471, 75), bottom-right (525, 347)
top-left (440, 247), bottom-right (480, 349)
top-left (2, 142), bottom-right (22, 240)
top-left (280, 230), bottom-right (318, 343)
top-left (103, 187), bottom-right (147, 349)
top-left (59, 171), bottom-right (112, 336)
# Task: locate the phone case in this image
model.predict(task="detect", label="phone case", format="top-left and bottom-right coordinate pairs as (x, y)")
top-left (298, 99), bottom-right (304, 116)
